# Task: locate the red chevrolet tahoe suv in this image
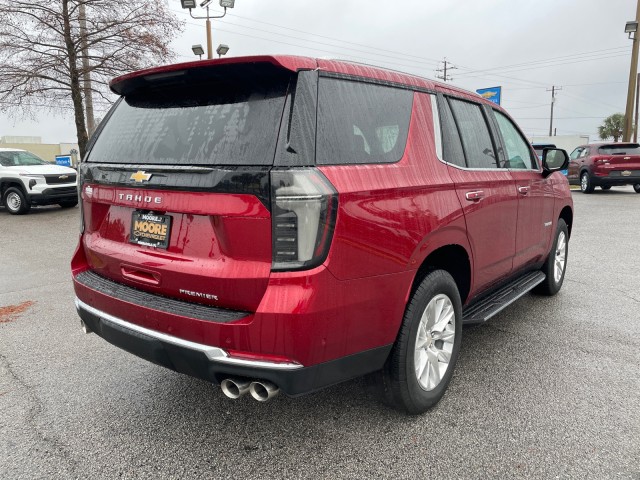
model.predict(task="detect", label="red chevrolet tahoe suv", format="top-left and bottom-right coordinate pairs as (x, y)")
top-left (72, 56), bottom-right (573, 413)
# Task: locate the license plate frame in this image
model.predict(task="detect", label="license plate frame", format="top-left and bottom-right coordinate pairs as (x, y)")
top-left (129, 211), bottom-right (172, 249)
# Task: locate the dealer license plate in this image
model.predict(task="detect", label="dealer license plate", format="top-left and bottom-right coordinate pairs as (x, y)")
top-left (130, 211), bottom-right (172, 248)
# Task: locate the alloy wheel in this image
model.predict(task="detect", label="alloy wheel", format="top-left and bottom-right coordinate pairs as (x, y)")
top-left (554, 231), bottom-right (567, 283)
top-left (414, 294), bottom-right (456, 391)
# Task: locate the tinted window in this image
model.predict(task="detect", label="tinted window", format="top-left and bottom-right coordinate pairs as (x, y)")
top-left (599, 144), bottom-right (640, 155)
top-left (437, 96), bottom-right (466, 167)
top-left (494, 111), bottom-right (535, 169)
top-left (316, 78), bottom-right (413, 165)
top-left (88, 77), bottom-right (289, 166)
top-left (448, 98), bottom-right (498, 169)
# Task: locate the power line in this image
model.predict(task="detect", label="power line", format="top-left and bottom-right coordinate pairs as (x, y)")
top-left (456, 46), bottom-right (630, 77)
top-left (171, 7), bottom-right (441, 66)
top-left (179, 20), bottom-right (440, 72)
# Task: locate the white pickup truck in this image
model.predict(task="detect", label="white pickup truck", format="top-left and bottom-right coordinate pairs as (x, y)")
top-left (0, 148), bottom-right (78, 215)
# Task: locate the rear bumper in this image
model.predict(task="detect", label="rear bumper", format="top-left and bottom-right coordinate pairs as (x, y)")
top-left (590, 172), bottom-right (640, 186)
top-left (75, 298), bottom-right (391, 396)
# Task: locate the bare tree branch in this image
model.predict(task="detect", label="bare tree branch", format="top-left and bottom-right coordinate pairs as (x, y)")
top-left (0, 0), bottom-right (183, 156)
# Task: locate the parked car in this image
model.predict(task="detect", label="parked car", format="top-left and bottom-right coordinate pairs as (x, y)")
top-left (568, 142), bottom-right (640, 193)
top-left (71, 56), bottom-right (573, 413)
top-left (0, 148), bottom-right (78, 214)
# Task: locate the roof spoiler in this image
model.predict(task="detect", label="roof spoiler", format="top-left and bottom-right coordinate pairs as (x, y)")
top-left (109, 55), bottom-right (317, 96)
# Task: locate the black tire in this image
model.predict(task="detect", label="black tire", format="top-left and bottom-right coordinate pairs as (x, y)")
top-left (634, 184), bottom-right (640, 193)
top-left (2, 187), bottom-right (31, 215)
top-left (58, 200), bottom-right (78, 208)
top-left (600, 185), bottom-right (611, 191)
top-left (580, 172), bottom-right (594, 193)
top-left (379, 270), bottom-right (462, 414)
top-left (534, 219), bottom-right (569, 296)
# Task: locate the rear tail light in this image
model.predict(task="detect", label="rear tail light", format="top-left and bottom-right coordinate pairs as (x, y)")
top-left (270, 168), bottom-right (338, 271)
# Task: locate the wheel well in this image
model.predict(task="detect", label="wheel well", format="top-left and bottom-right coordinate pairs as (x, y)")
top-left (1, 180), bottom-right (26, 198)
top-left (559, 206), bottom-right (573, 238)
top-left (412, 244), bottom-right (471, 304)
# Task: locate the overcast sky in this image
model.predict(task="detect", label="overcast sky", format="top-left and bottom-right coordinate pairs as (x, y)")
top-left (0, 0), bottom-right (635, 144)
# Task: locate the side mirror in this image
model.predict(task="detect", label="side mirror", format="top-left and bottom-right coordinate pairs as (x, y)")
top-left (542, 148), bottom-right (569, 175)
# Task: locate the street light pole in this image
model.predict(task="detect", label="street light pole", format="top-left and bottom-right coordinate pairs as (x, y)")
top-left (182, 1), bottom-right (235, 60)
top-left (623, 1), bottom-right (640, 142)
top-left (205, 6), bottom-right (213, 60)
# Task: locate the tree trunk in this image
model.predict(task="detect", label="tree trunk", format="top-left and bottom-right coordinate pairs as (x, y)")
top-left (62, 0), bottom-right (89, 159)
top-left (79, 3), bottom-right (96, 137)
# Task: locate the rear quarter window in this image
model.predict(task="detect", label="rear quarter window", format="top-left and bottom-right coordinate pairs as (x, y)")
top-left (316, 78), bottom-right (413, 165)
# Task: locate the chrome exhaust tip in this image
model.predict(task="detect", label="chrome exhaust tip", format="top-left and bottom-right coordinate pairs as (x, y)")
top-left (220, 378), bottom-right (251, 399)
top-left (80, 319), bottom-right (92, 334)
top-left (249, 381), bottom-right (279, 402)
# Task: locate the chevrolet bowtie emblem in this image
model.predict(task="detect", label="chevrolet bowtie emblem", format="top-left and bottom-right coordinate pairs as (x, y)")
top-left (130, 171), bottom-right (152, 183)
top-left (59, 175), bottom-right (69, 180)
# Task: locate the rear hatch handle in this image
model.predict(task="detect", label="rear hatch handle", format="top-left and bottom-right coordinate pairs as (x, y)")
top-left (121, 265), bottom-right (161, 286)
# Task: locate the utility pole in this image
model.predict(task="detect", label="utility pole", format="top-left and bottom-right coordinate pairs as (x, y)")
top-left (547, 86), bottom-right (562, 136)
top-left (623, 0), bottom-right (640, 142)
top-left (635, 72), bottom-right (640, 142)
top-left (78, 3), bottom-right (95, 136)
top-left (436, 58), bottom-right (456, 82)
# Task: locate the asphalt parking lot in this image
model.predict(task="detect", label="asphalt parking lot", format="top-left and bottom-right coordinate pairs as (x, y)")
top-left (1, 187), bottom-right (639, 479)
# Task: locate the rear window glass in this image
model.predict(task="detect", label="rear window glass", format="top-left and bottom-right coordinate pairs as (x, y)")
top-left (599, 144), bottom-right (640, 155)
top-left (88, 77), bottom-right (289, 166)
top-left (316, 78), bottom-right (413, 165)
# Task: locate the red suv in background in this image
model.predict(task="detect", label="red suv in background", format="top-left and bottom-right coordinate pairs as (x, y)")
top-left (568, 142), bottom-right (640, 193)
top-left (72, 56), bottom-right (573, 413)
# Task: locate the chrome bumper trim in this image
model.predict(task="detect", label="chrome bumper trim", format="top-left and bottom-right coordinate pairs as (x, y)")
top-left (75, 298), bottom-right (303, 371)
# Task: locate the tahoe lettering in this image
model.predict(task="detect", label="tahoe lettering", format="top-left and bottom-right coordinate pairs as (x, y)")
top-left (118, 193), bottom-right (162, 204)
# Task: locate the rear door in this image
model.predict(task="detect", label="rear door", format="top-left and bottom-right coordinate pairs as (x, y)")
top-left (491, 109), bottom-right (555, 270)
top-left (80, 64), bottom-right (292, 312)
top-left (438, 95), bottom-right (518, 294)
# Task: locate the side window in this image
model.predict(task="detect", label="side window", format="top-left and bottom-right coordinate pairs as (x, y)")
top-left (570, 147), bottom-right (583, 160)
top-left (436, 95), bottom-right (466, 168)
top-left (0, 152), bottom-right (15, 166)
top-left (493, 111), bottom-right (535, 169)
top-left (316, 78), bottom-right (413, 165)
top-left (580, 148), bottom-right (590, 158)
top-left (448, 98), bottom-right (498, 169)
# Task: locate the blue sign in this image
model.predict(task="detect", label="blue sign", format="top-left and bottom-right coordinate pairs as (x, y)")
top-left (55, 155), bottom-right (72, 167)
top-left (476, 86), bottom-right (502, 105)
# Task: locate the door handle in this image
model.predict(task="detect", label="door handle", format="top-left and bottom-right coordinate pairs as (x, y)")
top-left (465, 190), bottom-right (485, 201)
top-left (518, 186), bottom-right (530, 195)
